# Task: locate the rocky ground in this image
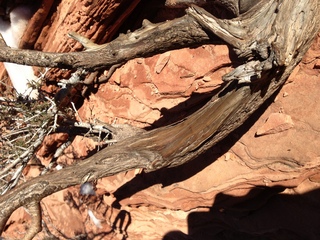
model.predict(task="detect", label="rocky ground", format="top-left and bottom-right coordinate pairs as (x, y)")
top-left (1, 0), bottom-right (320, 239)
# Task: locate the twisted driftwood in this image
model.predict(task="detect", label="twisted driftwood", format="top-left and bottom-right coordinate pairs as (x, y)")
top-left (1, 0), bottom-right (320, 239)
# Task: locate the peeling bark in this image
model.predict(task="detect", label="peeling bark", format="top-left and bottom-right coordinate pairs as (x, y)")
top-left (0, 0), bottom-right (320, 239)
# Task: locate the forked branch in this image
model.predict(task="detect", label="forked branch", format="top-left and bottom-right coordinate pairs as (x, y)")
top-left (0, 1), bottom-right (320, 239)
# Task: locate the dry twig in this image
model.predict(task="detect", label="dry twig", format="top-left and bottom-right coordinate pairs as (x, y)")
top-left (0, 1), bottom-right (319, 239)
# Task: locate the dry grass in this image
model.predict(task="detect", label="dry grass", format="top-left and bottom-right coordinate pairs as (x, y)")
top-left (0, 95), bottom-right (56, 194)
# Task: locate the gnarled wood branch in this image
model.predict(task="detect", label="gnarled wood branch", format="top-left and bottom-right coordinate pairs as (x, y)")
top-left (0, 14), bottom-right (215, 71)
top-left (0, 0), bottom-right (320, 239)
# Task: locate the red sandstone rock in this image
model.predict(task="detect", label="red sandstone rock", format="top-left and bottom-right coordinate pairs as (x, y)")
top-left (79, 45), bottom-right (229, 128)
top-left (256, 112), bottom-right (294, 136)
top-left (2, 1), bottom-right (320, 240)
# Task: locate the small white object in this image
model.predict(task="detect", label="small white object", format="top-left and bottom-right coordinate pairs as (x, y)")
top-left (80, 182), bottom-right (96, 196)
top-left (55, 164), bottom-right (63, 170)
top-left (88, 209), bottom-right (102, 228)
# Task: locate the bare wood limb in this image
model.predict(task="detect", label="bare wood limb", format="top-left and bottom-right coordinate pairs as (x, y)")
top-left (0, 0), bottom-right (320, 237)
top-left (23, 201), bottom-right (42, 240)
top-left (0, 15), bottom-right (215, 71)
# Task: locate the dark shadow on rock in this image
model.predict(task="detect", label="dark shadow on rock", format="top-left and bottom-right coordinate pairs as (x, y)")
top-left (112, 145), bottom-right (222, 209)
top-left (162, 186), bottom-right (320, 239)
top-left (71, 210), bottom-right (132, 240)
top-left (111, 209), bottom-right (131, 240)
top-left (162, 231), bottom-right (191, 240)
top-left (146, 42), bottom-right (245, 130)
top-left (117, 0), bottom-right (239, 36)
top-left (147, 89), bottom-right (223, 129)
top-left (112, 85), bottom-right (281, 208)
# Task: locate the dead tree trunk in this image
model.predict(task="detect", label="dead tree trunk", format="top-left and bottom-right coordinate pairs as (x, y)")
top-left (0, 0), bottom-right (320, 239)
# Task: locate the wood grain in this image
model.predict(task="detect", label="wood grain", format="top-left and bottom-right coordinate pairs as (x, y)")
top-left (0, 1), bottom-right (319, 239)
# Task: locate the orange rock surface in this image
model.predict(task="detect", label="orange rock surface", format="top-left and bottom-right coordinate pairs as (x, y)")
top-left (1, 1), bottom-right (320, 239)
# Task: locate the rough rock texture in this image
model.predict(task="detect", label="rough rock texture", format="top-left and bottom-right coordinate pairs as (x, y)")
top-left (255, 112), bottom-right (294, 136)
top-left (1, 1), bottom-right (320, 240)
top-left (78, 44), bottom-right (230, 128)
top-left (0, 0), bottom-right (141, 94)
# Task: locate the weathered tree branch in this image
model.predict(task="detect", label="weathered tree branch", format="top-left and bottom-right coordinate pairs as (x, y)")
top-left (0, 15), bottom-right (215, 71)
top-left (1, 0), bottom-right (320, 239)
